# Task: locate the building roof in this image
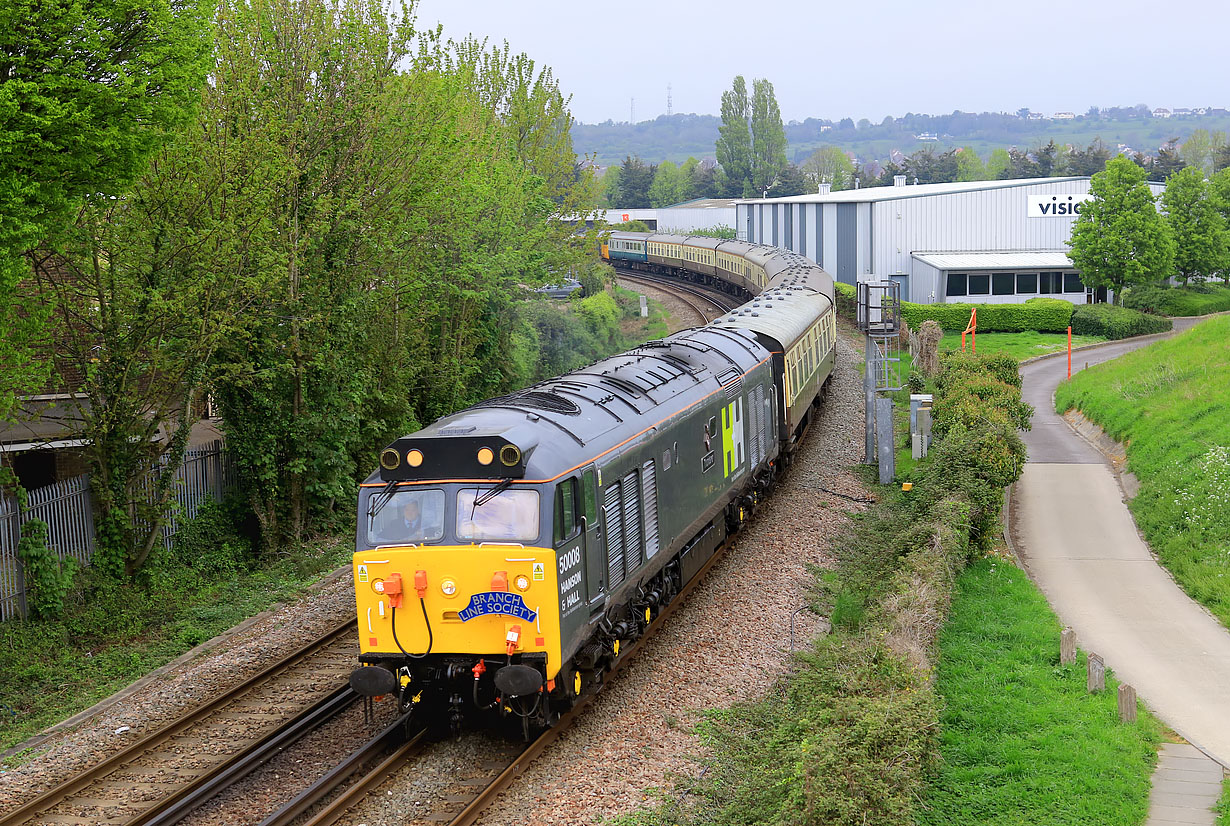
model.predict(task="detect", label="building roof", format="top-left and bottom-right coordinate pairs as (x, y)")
top-left (740, 177), bottom-right (1091, 205)
top-left (664, 198), bottom-right (740, 210)
top-left (911, 251), bottom-right (1075, 270)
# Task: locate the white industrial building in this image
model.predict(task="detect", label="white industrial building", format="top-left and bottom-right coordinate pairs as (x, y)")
top-left (737, 177), bottom-right (1165, 305)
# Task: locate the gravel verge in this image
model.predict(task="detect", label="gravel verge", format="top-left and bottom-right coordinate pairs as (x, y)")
top-left (0, 573), bottom-right (358, 810)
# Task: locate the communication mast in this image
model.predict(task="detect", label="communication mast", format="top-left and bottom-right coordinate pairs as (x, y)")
top-left (630, 97), bottom-right (635, 124)
top-left (667, 84), bottom-right (673, 117)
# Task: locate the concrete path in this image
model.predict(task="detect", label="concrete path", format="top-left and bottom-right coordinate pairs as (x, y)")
top-left (1011, 318), bottom-right (1230, 777)
top-left (1146, 743), bottom-right (1222, 825)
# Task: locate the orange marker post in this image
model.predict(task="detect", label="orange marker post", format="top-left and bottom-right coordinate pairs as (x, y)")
top-left (961, 307), bottom-right (977, 353)
top-left (1067, 326), bottom-right (1072, 379)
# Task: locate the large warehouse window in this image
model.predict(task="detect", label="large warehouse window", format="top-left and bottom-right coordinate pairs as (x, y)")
top-left (945, 269), bottom-right (1084, 300)
top-left (947, 273), bottom-right (967, 297)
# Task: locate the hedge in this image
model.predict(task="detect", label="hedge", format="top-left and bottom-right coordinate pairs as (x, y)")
top-left (1122, 283), bottom-right (1230, 317)
top-left (831, 282), bottom-right (1074, 333)
top-left (1070, 303), bottom-right (1172, 340)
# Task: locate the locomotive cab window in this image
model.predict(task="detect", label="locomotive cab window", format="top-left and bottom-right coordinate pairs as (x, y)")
top-left (368, 489), bottom-right (445, 545)
top-left (554, 478), bottom-right (581, 544)
top-left (456, 488), bottom-right (540, 542)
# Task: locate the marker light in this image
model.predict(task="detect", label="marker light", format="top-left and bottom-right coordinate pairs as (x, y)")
top-left (514, 575), bottom-right (530, 591)
top-left (441, 579), bottom-right (457, 597)
top-left (406, 449), bottom-right (424, 468)
top-left (500, 445), bottom-right (521, 466)
top-left (477, 447), bottom-right (494, 466)
top-left (379, 449), bottom-right (400, 470)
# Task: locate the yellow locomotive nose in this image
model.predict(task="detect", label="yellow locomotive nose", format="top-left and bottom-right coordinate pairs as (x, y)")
top-left (352, 544), bottom-right (562, 680)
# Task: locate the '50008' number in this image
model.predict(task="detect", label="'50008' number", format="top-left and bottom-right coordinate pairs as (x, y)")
top-left (558, 548), bottom-right (581, 573)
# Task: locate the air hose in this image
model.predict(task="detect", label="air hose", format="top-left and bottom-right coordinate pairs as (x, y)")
top-left (390, 596), bottom-right (432, 659)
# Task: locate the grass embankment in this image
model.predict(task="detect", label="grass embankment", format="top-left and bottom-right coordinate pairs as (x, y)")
top-left (0, 505), bottom-right (351, 759)
top-left (939, 331), bottom-right (1104, 360)
top-left (1054, 315), bottom-right (1230, 627)
top-left (920, 557), bottom-right (1160, 825)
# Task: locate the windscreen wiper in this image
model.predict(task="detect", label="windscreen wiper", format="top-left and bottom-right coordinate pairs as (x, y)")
top-left (474, 478), bottom-right (512, 507)
top-left (369, 480), bottom-right (398, 518)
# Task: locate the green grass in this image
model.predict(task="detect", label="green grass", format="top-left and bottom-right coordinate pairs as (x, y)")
top-left (1054, 315), bottom-right (1230, 628)
top-left (918, 557), bottom-right (1161, 826)
top-left (940, 330), bottom-right (1104, 360)
top-left (1217, 777), bottom-right (1230, 825)
top-left (0, 534), bottom-right (351, 759)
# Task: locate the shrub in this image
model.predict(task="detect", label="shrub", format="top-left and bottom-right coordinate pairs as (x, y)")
top-left (902, 297), bottom-right (1074, 333)
top-left (1070, 303), bottom-right (1172, 339)
top-left (16, 519), bottom-right (75, 619)
top-left (1122, 284), bottom-right (1230, 317)
top-left (834, 281), bottom-right (856, 322)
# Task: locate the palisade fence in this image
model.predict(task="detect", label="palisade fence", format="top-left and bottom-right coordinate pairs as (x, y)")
top-left (0, 441), bottom-right (235, 621)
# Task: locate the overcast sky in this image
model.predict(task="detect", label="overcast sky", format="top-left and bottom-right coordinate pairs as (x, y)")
top-left (411, 0), bottom-right (1228, 125)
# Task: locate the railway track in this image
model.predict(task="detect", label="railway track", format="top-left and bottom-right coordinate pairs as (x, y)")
top-left (0, 620), bottom-right (360, 826)
top-left (283, 525), bottom-right (738, 826)
top-left (615, 268), bottom-right (743, 324)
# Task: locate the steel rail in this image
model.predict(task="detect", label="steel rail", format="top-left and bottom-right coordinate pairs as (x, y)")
top-left (446, 532), bottom-right (734, 826)
top-left (615, 269), bottom-right (741, 322)
top-left (266, 722), bottom-right (427, 826)
top-left (0, 619), bottom-right (358, 826)
top-left (132, 685), bottom-right (359, 826)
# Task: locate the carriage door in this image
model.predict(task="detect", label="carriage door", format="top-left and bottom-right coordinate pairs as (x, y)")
top-left (554, 476), bottom-right (586, 617)
top-left (581, 466), bottom-right (605, 611)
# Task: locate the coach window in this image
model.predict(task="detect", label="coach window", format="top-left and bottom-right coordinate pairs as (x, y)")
top-left (1016, 273), bottom-right (1037, 294)
top-left (554, 478), bottom-right (580, 544)
top-left (967, 273), bottom-right (990, 296)
top-left (992, 272), bottom-right (1015, 296)
top-left (946, 273), bottom-right (967, 297)
top-left (1063, 272), bottom-right (1084, 293)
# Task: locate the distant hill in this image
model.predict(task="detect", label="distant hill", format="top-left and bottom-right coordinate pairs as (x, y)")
top-left (574, 110), bottom-right (1230, 169)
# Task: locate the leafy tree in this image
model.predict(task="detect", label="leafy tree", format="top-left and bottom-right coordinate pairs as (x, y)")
top-left (1064, 139), bottom-right (1112, 176)
top-left (716, 76), bottom-right (752, 198)
top-left (1068, 157), bottom-right (1175, 302)
top-left (802, 146), bottom-right (855, 190)
top-left (1180, 129), bottom-right (1225, 177)
top-left (1214, 143), bottom-right (1230, 174)
top-left (648, 160), bottom-right (689, 207)
top-left (986, 148), bottom-right (1011, 179)
top-left (1162, 167), bottom-right (1228, 286)
top-left (0, 0), bottom-right (211, 452)
top-left (601, 165), bottom-right (622, 206)
top-left (955, 147), bottom-right (986, 181)
top-left (899, 146), bottom-right (959, 184)
top-left (766, 164), bottom-right (809, 197)
top-left (1209, 168), bottom-right (1230, 281)
top-left (687, 161), bottom-right (721, 200)
top-left (616, 156), bottom-right (655, 208)
top-left (1142, 140), bottom-right (1186, 182)
top-left (750, 78), bottom-right (787, 194)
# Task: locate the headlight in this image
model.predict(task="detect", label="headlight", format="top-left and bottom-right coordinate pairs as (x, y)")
top-left (440, 579), bottom-right (457, 597)
top-left (514, 575), bottom-right (530, 591)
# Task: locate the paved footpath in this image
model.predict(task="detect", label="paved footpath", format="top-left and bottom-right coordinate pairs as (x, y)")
top-left (1011, 318), bottom-right (1227, 822)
